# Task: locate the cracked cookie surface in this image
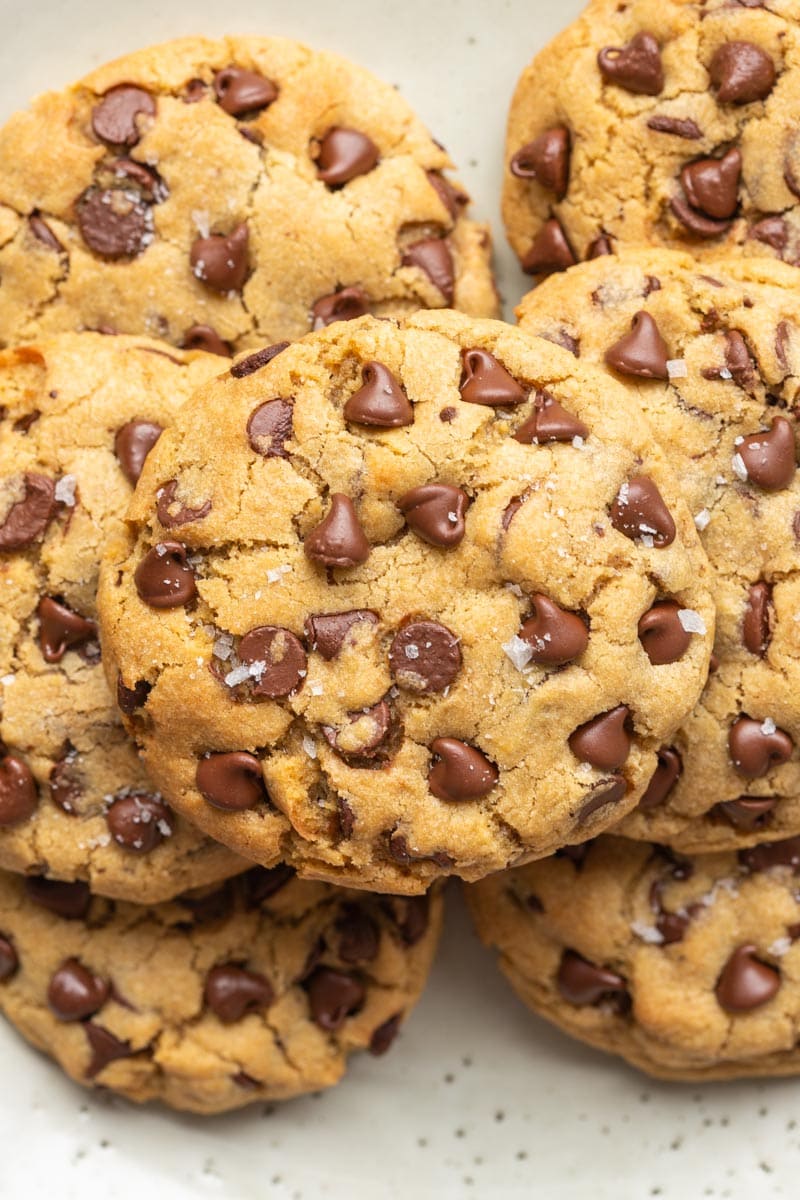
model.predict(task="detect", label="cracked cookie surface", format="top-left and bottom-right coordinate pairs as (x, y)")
top-left (504, 0), bottom-right (800, 279)
top-left (0, 332), bottom-right (246, 901)
top-left (467, 834), bottom-right (800, 1080)
top-left (0, 864), bottom-right (442, 1113)
top-left (0, 35), bottom-right (498, 354)
top-left (98, 309), bottom-right (714, 893)
top-left (519, 249), bottom-right (800, 853)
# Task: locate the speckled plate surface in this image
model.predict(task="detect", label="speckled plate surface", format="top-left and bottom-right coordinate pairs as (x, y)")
top-left (1, 1), bottom-right (797, 1196)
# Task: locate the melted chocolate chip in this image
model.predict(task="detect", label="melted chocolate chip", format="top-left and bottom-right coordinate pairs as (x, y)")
top-left (306, 967), bottom-right (365, 1031)
top-left (569, 706), bottom-right (632, 770)
top-left (724, 330), bottom-right (756, 387)
top-left (737, 417), bottom-right (796, 490)
top-left (106, 792), bottom-right (173, 853)
top-left (213, 67), bottom-right (278, 116)
top-left (0, 755), bottom-right (38, 826)
top-left (557, 950), bottom-right (629, 1006)
top-left (402, 238), bottom-right (454, 304)
top-left (316, 127), bottom-right (380, 186)
top-left (428, 737), bottom-right (498, 801)
top-left (91, 85), bottom-right (156, 147)
top-left (76, 186), bottom-right (151, 259)
top-left (729, 717), bottom-right (793, 778)
top-left (304, 610), bottom-right (378, 660)
top-left (598, 31), bottom-right (663, 94)
top-left (714, 796), bottom-right (776, 831)
top-left (323, 700), bottom-right (393, 761)
top-left (196, 751), bottom-right (267, 811)
top-left (518, 596), bottom-right (588, 665)
top-left (743, 581), bottom-right (773, 656)
top-left (637, 600), bottom-right (692, 665)
top-left (37, 596), bottom-right (97, 663)
top-left (134, 541), bottom-right (197, 608)
top-left (48, 958), bottom-right (109, 1021)
top-left (311, 287), bottom-right (370, 330)
top-left (514, 391), bottom-right (589, 444)
top-left (709, 41), bottom-right (776, 104)
top-left (344, 362), bottom-right (413, 427)
top-left (459, 349), bottom-right (526, 408)
top-left (587, 234), bottom-right (613, 259)
top-left (246, 399), bottom-right (294, 458)
top-left (232, 342), bottom-right (289, 378)
top-left (509, 126), bottom-right (570, 197)
top-left (397, 484), bottom-right (469, 548)
top-left (715, 945), bottom-right (780, 1012)
top-left (389, 620), bottom-right (461, 693)
top-left (155, 480), bottom-right (211, 528)
top-left (639, 747), bottom-right (682, 810)
top-left (521, 218), bottom-right (576, 276)
top-left (190, 223), bottom-right (249, 292)
top-left (605, 311), bottom-right (669, 379)
top-left (610, 476), bottom-right (676, 546)
top-left (304, 494), bottom-right (370, 568)
top-left (237, 626), bottom-right (307, 697)
top-left (204, 963), bottom-right (274, 1022)
top-left (670, 196), bottom-right (733, 238)
top-left (0, 473), bottom-right (55, 550)
top-left (114, 420), bottom-right (163, 485)
top-left (25, 877), bottom-right (90, 919)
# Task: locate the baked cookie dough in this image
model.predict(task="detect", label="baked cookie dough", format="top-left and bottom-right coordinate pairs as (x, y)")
top-left (504, 0), bottom-right (800, 277)
top-left (467, 834), bottom-right (800, 1080)
top-left (0, 863), bottom-right (441, 1113)
top-left (0, 35), bottom-right (498, 354)
top-left (519, 249), bottom-right (800, 853)
top-left (98, 309), bottom-right (714, 894)
top-left (0, 332), bottom-right (246, 901)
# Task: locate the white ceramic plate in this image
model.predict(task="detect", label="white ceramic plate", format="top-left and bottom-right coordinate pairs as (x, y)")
top-left (0, 2), bottom-right (795, 1196)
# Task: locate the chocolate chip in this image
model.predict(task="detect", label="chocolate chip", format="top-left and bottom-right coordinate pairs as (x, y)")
top-left (241, 864), bottom-right (295, 907)
top-left (213, 67), bottom-right (278, 117)
top-left (49, 749), bottom-right (81, 814)
top-left (337, 797), bottom-right (355, 840)
top-left (737, 417), bottom-right (796, 490)
top-left (715, 945), bottom-right (780, 1012)
top-left (0, 473), bottom-right (55, 550)
top-left (190, 223), bottom-right (249, 292)
top-left (114, 420), bottom-right (163, 485)
top-left (680, 148), bottom-right (742, 221)
top-left (598, 31), bottom-right (663, 94)
top-left (459, 349), bottom-right (526, 408)
top-left (182, 325), bottom-right (232, 357)
top-left (610, 476), bottom-right (676, 547)
top-left (578, 776), bottom-right (628, 820)
top-left (386, 832), bottom-right (454, 870)
top-left (670, 196), bottom-right (733, 238)
top-left (29, 214), bottom-right (63, 251)
top-left (639, 747), bottom-right (682, 810)
top-left (709, 41), bottom-right (776, 104)
top-left (25, 877), bottom-right (90, 919)
top-left (655, 910), bottom-right (690, 945)
top-left (204, 963), bottom-right (273, 1022)
top-left (196, 751), bottom-right (267, 811)
top-left (323, 700), bottom-right (392, 761)
top-left (36, 596), bottom-right (97, 663)
top-left (389, 620), bottom-right (461, 693)
top-left (776, 320), bottom-right (792, 372)
top-left (647, 115), bottom-right (702, 139)
top-left (315, 127), bottom-right (380, 186)
top-left (605, 311), bottom-right (669, 379)
top-left (557, 842), bottom-right (593, 869)
top-left (519, 595), bottom-right (588, 665)
top-left (724, 329), bottom-right (756, 387)
top-left (311, 287), bottom-right (370, 330)
top-left (336, 905), bottom-right (380, 964)
top-left (84, 1024), bottom-right (133, 1078)
top-left (569, 706), bottom-right (632, 770)
top-left (750, 215), bottom-right (787, 253)
top-left (369, 1013), bottom-right (402, 1056)
top-left (76, 186), bottom-right (151, 259)
top-left (398, 483), bottom-right (469, 548)
top-left (0, 935), bottom-right (17, 981)
top-left (232, 342), bottom-right (289, 378)
top-left (91, 85), bottom-right (156, 147)
top-left (637, 600), bottom-right (692, 665)
top-left (426, 171), bottom-right (466, 220)
top-left (116, 676), bottom-right (150, 716)
top-left (344, 362), bottom-right (413, 427)
top-left (739, 837), bottom-right (800, 873)
top-left (521, 218), bottom-right (576, 276)
top-left (304, 494), bottom-right (370, 568)
top-left (402, 238), bottom-right (454, 304)
top-left (0, 754), bottom-right (38, 826)
top-left (428, 737), bottom-right (498, 802)
top-left (237, 626), bottom-right (307, 697)
top-left (246, 399), bottom-right (294, 459)
top-left (714, 796), bottom-right (776, 831)
top-left (743, 581), bottom-right (773, 656)
top-left (177, 880), bottom-right (235, 925)
top-left (134, 541), bottom-right (197, 608)
top-left (729, 717), bottom-right (793, 777)
top-left (587, 234), bottom-right (613, 259)
top-left (106, 157), bottom-right (165, 201)
top-left (306, 967), bottom-right (365, 1030)
top-left (304, 610), bottom-right (378, 660)
top-left (509, 127), bottom-right (570, 197)
top-left (514, 390), bottom-right (589, 444)
top-left (106, 792), bottom-right (173, 853)
top-left (557, 950), bottom-right (629, 1006)
top-left (48, 959), bottom-right (109, 1021)
top-left (386, 894), bottom-right (431, 945)
top-left (155, 480), bottom-right (211, 528)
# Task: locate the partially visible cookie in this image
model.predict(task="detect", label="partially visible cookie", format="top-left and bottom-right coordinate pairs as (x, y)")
top-left (0, 864), bottom-right (441, 1112)
top-left (0, 332), bottom-right (247, 901)
top-left (98, 309), bottom-right (714, 894)
top-left (0, 35), bottom-right (497, 353)
top-left (467, 834), bottom-right (800, 1080)
top-left (504, 0), bottom-right (800, 277)
top-left (519, 249), bottom-right (800, 853)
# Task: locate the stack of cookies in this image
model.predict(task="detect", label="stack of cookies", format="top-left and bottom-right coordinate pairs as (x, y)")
top-left (0, 0), bottom-right (798, 1114)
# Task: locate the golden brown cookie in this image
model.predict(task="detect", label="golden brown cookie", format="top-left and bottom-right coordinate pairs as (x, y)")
top-left (0, 864), bottom-right (441, 1113)
top-left (0, 36), bottom-right (498, 354)
top-left (504, 0), bottom-right (800, 278)
top-left (467, 834), bottom-right (800, 1080)
top-left (0, 332), bottom-right (246, 901)
top-left (98, 309), bottom-right (714, 894)
top-left (519, 249), bottom-right (800, 853)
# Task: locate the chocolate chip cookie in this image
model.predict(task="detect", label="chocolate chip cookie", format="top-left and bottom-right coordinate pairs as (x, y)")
top-left (519, 249), bottom-right (800, 853)
top-left (0, 331), bottom-right (247, 901)
top-left (467, 834), bottom-right (800, 1080)
top-left (98, 309), bottom-right (714, 893)
top-left (0, 863), bottom-right (441, 1112)
top-left (504, 0), bottom-right (800, 278)
top-left (0, 35), bottom-right (497, 354)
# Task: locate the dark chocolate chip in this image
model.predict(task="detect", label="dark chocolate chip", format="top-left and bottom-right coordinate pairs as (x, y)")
top-left (428, 737), bottom-right (498, 801)
top-left (240, 864), bottom-right (296, 908)
top-left (426, 171), bottom-right (466, 219)
top-left (715, 945), bottom-right (780, 1012)
top-left (311, 287), bottom-right (370, 330)
top-left (569, 706), bottom-right (632, 770)
top-left (521, 218), bottom-right (576, 276)
top-left (231, 342), bottom-right (289, 378)
top-left (598, 31), bottom-right (663, 94)
top-left (386, 894), bottom-right (430, 944)
top-left (386, 832), bottom-right (454, 870)
top-left (114, 420), bottom-right (163, 485)
top-left (739, 837), bottom-right (800, 873)
top-left (306, 967), bottom-right (365, 1031)
top-left (204, 963), bottom-right (273, 1022)
top-left (397, 483), bottom-right (469, 548)
top-left (323, 700), bottom-right (392, 761)
top-left (514, 390), bottom-right (589, 444)
top-left (587, 234), bottom-right (613, 258)
top-left (518, 595), bottom-right (588, 665)
top-left (605, 311), bottom-right (669, 379)
top-left (336, 905), bottom-right (380, 964)
top-left (237, 626), bottom-right (307, 697)
top-left (315, 127), bottom-right (380, 186)
top-left (76, 186), bottom-right (151, 259)
top-left (213, 68), bottom-right (278, 117)
top-left (134, 541), bottom-right (197, 608)
top-left (578, 776), bottom-right (628, 820)
top-left (196, 751), bottom-right (266, 811)
top-left (155, 480), bottom-right (211, 528)
top-left (557, 950), bottom-right (629, 1006)
top-left (750, 215), bottom-right (787, 253)
top-left (116, 676), bottom-right (150, 716)
top-left (680, 148), bottom-right (742, 220)
top-left (182, 325), bottom-right (232, 357)
top-left (0, 473), bottom-right (55, 550)
top-left (246, 398), bottom-right (294, 458)
top-left (24, 877), bottom-right (90, 919)
top-left (84, 1023), bottom-right (133, 1078)
top-left (743, 581), bottom-right (773, 656)
top-left (344, 362), bottom-right (413, 427)
top-left (639, 747), bottom-right (682, 810)
top-left (709, 41), bottom-right (776, 104)
top-left (190, 223), bottom-right (249, 293)
top-left (670, 195), bottom-right (733, 238)
top-left (0, 935), bottom-right (18, 981)
top-left (29, 214), bottom-right (64, 251)
top-left (0, 755), bottom-right (38, 826)
top-left (459, 349), bottom-right (526, 408)
top-left (48, 958), bottom-right (109, 1021)
top-left (647, 115), bottom-right (702, 139)
top-left (389, 620), bottom-right (461, 693)
top-left (509, 126), bottom-right (570, 197)
top-left (402, 238), bottom-right (454, 304)
top-left (49, 749), bottom-right (81, 814)
top-left (714, 796), bottom-right (776, 831)
top-left (369, 1013), bottom-right (402, 1055)
top-left (304, 494), bottom-right (370, 568)
top-left (37, 596), bottom-right (97, 663)
top-left (610, 476), bottom-right (676, 546)
top-left (106, 792), bottom-right (173, 853)
top-left (91, 85), bottom-right (156, 147)
top-left (304, 610), bottom-right (378, 660)
top-left (729, 717), bottom-right (793, 777)
top-left (736, 417), bottom-right (796, 490)
top-left (637, 600), bottom-right (692, 665)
